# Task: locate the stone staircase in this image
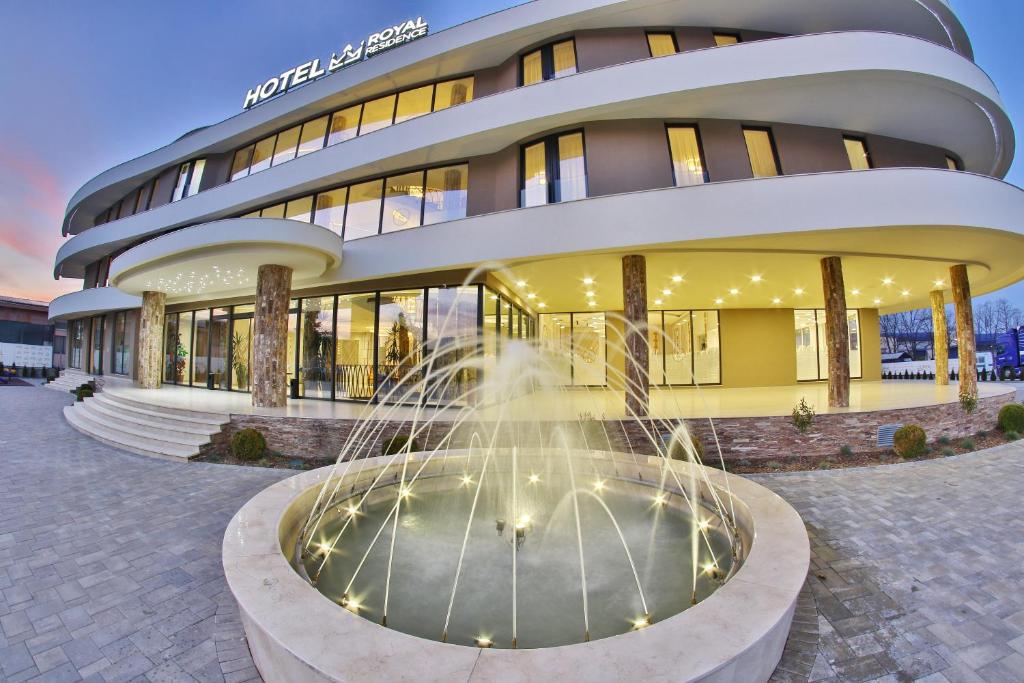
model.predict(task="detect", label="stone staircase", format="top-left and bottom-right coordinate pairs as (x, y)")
top-left (45, 368), bottom-right (101, 394)
top-left (63, 389), bottom-right (230, 461)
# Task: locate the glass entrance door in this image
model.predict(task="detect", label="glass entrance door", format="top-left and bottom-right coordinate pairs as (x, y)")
top-left (90, 316), bottom-right (104, 375)
top-left (230, 308), bottom-right (254, 392)
top-left (209, 308), bottom-right (230, 390)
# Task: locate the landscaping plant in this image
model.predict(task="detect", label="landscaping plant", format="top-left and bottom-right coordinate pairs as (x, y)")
top-left (792, 398), bottom-right (815, 434)
top-left (893, 424), bottom-right (927, 459)
top-left (231, 428), bottom-right (267, 462)
top-left (997, 404), bottom-right (1024, 434)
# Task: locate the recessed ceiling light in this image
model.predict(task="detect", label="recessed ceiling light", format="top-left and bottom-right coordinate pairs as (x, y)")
top-left (874, 298), bottom-right (882, 305)
top-left (527, 293), bottom-right (536, 299)
top-left (654, 299), bottom-right (663, 305)
top-left (582, 277), bottom-right (594, 285)
top-left (671, 275), bottom-right (683, 283)
top-left (882, 277), bottom-right (893, 286)
top-left (750, 275), bottom-right (762, 283)
top-left (661, 289), bottom-right (671, 296)
top-left (901, 289), bottom-right (910, 297)
top-left (585, 291), bottom-right (595, 298)
top-left (794, 288), bottom-right (804, 296)
top-left (516, 280), bottom-right (527, 288)
top-left (587, 301), bottom-right (597, 307)
top-left (851, 289), bottom-right (860, 295)
top-left (772, 297), bottom-right (782, 304)
top-left (714, 297), bottom-right (724, 305)
top-left (729, 288), bottom-right (740, 295)
top-left (538, 302), bottom-right (547, 308)
top-left (934, 279), bottom-right (945, 288)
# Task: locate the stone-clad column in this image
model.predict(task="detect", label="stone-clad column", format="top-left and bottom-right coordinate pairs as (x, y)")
top-left (950, 264), bottom-right (977, 400)
top-left (820, 257), bottom-right (850, 408)
top-left (622, 255), bottom-right (649, 417)
top-left (930, 290), bottom-right (950, 385)
top-left (136, 291), bottom-right (166, 389)
top-left (252, 265), bottom-right (293, 408)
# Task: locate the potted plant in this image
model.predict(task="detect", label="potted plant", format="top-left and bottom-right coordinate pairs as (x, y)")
top-left (232, 331), bottom-right (249, 389)
top-left (383, 312), bottom-right (411, 382)
top-left (174, 335), bottom-right (188, 383)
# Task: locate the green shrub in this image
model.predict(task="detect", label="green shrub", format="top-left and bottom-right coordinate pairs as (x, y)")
top-left (231, 428), bottom-right (267, 462)
top-left (893, 425), bottom-right (927, 459)
top-left (668, 429), bottom-right (704, 461)
top-left (936, 435), bottom-right (952, 446)
top-left (1005, 431), bottom-right (1021, 442)
top-left (839, 444), bottom-right (854, 457)
top-left (998, 404), bottom-right (1024, 433)
top-left (959, 391), bottom-right (978, 415)
top-left (818, 460), bottom-right (833, 470)
top-left (941, 447), bottom-right (956, 457)
top-left (382, 434), bottom-right (420, 456)
top-left (960, 437), bottom-right (976, 451)
top-left (75, 386), bottom-right (94, 402)
top-left (792, 398), bottom-right (815, 434)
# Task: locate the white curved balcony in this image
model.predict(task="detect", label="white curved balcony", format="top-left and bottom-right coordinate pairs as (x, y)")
top-left (54, 31), bottom-right (1011, 278)
top-left (48, 287), bottom-right (142, 322)
top-left (63, 0), bottom-right (969, 231)
top-left (334, 168), bottom-right (1024, 313)
top-left (107, 218), bottom-right (343, 303)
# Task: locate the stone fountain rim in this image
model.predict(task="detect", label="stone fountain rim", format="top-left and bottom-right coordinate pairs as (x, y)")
top-left (223, 452), bottom-right (810, 683)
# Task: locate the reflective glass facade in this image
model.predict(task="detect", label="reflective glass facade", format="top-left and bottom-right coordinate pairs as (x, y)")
top-left (795, 309), bottom-right (862, 381)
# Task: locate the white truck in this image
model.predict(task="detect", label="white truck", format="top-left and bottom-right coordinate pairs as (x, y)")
top-left (882, 351), bottom-right (994, 378)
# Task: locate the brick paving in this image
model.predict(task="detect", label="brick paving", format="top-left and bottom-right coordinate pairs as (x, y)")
top-left (3, 384), bottom-right (1024, 682)
top-left (0, 387), bottom-right (287, 682)
top-left (757, 441), bottom-right (1024, 683)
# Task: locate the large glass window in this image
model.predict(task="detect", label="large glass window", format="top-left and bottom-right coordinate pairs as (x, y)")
top-left (69, 319), bottom-right (84, 369)
top-left (335, 294), bottom-right (377, 400)
top-left (692, 310), bottom-right (720, 385)
top-left (90, 316), bottom-right (104, 375)
top-left (164, 314), bottom-right (179, 382)
top-left (231, 311), bottom-right (253, 392)
top-left (394, 85), bottom-right (434, 124)
top-left (272, 126), bottom-right (300, 167)
top-left (177, 311), bottom-right (193, 385)
top-left (299, 297), bottom-right (335, 399)
top-left (743, 128), bottom-right (780, 178)
top-left (433, 78), bottom-right (474, 111)
top-left (187, 160), bottom-right (205, 197)
top-left (297, 116), bottom-right (328, 157)
top-left (260, 203), bottom-right (285, 219)
top-left (521, 131), bottom-right (587, 207)
top-left (668, 125), bottom-right (708, 186)
top-left (345, 179), bottom-right (384, 240)
top-left (571, 312), bottom-right (606, 386)
top-left (382, 171), bottom-right (424, 234)
top-left (314, 188), bottom-right (347, 235)
top-left (210, 309), bottom-right (230, 390)
top-left (328, 104), bottom-right (362, 146)
top-left (843, 136), bottom-right (872, 170)
top-left (714, 33), bottom-right (741, 46)
top-left (285, 196), bottom-right (313, 223)
top-left (112, 312), bottom-right (130, 375)
top-left (192, 309), bottom-right (210, 386)
top-left (539, 313), bottom-right (572, 384)
top-left (359, 95), bottom-right (397, 135)
top-left (377, 290), bottom-right (425, 399)
top-left (172, 159), bottom-right (205, 202)
top-left (521, 39), bottom-right (576, 85)
top-left (423, 165), bottom-right (468, 225)
top-left (250, 137), bottom-right (275, 174)
top-left (171, 163), bottom-right (190, 202)
top-left (425, 287), bottom-right (479, 403)
top-left (647, 32), bottom-right (677, 57)
top-left (647, 310), bottom-right (715, 386)
top-left (231, 145), bottom-right (255, 181)
top-left (795, 310), bottom-right (862, 381)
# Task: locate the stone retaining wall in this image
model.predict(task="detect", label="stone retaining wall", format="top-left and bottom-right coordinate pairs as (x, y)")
top-left (209, 391), bottom-right (1016, 462)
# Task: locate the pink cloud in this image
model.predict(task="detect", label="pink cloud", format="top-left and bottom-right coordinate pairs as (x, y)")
top-left (0, 146), bottom-right (66, 262)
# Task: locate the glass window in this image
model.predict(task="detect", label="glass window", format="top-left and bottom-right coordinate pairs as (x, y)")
top-left (521, 49), bottom-right (543, 86)
top-left (795, 310), bottom-right (861, 381)
top-left (647, 32), bottom-right (677, 57)
top-left (844, 137), bottom-right (872, 170)
top-left (693, 310), bottom-right (720, 385)
top-left (328, 104), bottom-right (362, 146)
top-left (557, 132), bottom-right (586, 202)
top-left (552, 40), bottom-right (577, 78)
top-left (192, 309), bottom-right (210, 386)
top-left (848, 311), bottom-right (862, 379)
top-left (285, 196), bottom-right (313, 223)
top-left (648, 312), bottom-right (666, 386)
top-left (433, 78), bottom-right (474, 111)
top-left (377, 290), bottom-right (425, 400)
top-left (572, 312), bottom-right (606, 386)
top-left (335, 294), bottom-right (377, 400)
top-left (539, 314), bottom-right (572, 384)
top-left (297, 116), bottom-right (328, 157)
top-left (241, 210), bottom-right (260, 219)
top-left (260, 203), bottom-right (285, 219)
top-left (314, 188), bottom-right (347, 235)
top-left (714, 33), bottom-right (740, 46)
top-left (668, 126), bottom-right (707, 186)
top-left (250, 137), bottom-right (275, 174)
top-left (483, 289), bottom-right (499, 362)
top-left (382, 171), bottom-right (424, 234)
top-left (359, 95), bottom-right (396, 135)
top-left (664, 311), bottom-right (694, 385)
top-left (69, 320), bottom-right (84, 369)
top-left (135, 181), bottom-right (152, 213)
top-left (121, 190), bottom-right (138, 218)
top-left (344, 179), bottom-right (384, 240)
top-left (394, 85), bottom-right (434, 124)
top-left (425, 286), bottom-right (479, 404)
top-left (299, 297), bottom-right (335, 399)
top-left (287, 301), bottom-right (299, 390)
top-left (186, 159), bottom-right (205, 197)
top-left (743, 128), bottom-right (780, 178)
top-left (164, 314), bottom-right (179, 383)
top-left (946, 156), bottom-right (960, 171)
top-left (209, 309), bottom-right (230, 390)
top-left (177, 311), bottom-right (193, 385)
top-left (272, 126), bottom-right (300, 166)
top-left (171, 163), bottom-right (190, 202)
top-left (231, 145), bottom-right (254, 181)
top-left (112, 312), bottom-right (128, 375)
top-left (231, 316), bottom-right (253, 392)
top-left (521, 140), bottom-right (547, 207)
top-left (423, 164), bottom-right (468, 225)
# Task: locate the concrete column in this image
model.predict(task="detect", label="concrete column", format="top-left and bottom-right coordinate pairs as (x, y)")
top-left (950, 264), bottom-right (977, 399)
top-left (252, 264), bottom-right (293, 408)
top-left (820, 257), bottom-right (850, 408)
top-left (136, 291), bottom-right (166, 389)
top-left (621, 254), bottom-right (649, 417)
top-left (930, 290), bottom-right (950, 385)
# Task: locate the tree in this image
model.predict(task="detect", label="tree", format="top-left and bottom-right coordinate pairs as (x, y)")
top-left (993, 299), bottom-right (1023, 333)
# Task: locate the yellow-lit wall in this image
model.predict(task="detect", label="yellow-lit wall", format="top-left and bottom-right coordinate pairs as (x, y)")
top-left (719, 309), bottom-right (797, 387)
top-left (859, 308), bottom-right (882, 381)
top-left (605, 312), bottom-right (627, 391)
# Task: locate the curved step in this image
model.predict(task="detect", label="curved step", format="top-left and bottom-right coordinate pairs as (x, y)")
top-left (63, 406), bottom-right (198, 460)
top-left (77, 399), bottom-right (211, 446)
top-left (89, 393), bottom-right (226, 432)
top-left (98, 390), bottom-right (230, 423)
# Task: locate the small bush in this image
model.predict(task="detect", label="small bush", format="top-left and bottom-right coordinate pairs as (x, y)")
top-left (959, 391), bottom-right (978, 415)
top-left (998, 404), bottom-right (1024, 433)
top-left (792, 398), bottom-right (815, 434)
top-left (941, 447), bottom-right (956, 457)
top-left (1005, 431), bottom-right (1021, 442)
top-left (839, 444), bottom-right (854, 458)
top-left (669, 429), bottom-right (704, 461)
top-left (893, 425), bottom-right (927, 459)
top-left (382, 434), bottom-right (420, 456)
top-left (960, 438), bottom-right (976, 451)
top-left (818, 460), bottom-right (833, 470)
top-left (937, 435), bottom-right (952, 446)
top-left (231, 428), bottom-right (267, 462)
top-left (75, 386), bottom-right (94, 402)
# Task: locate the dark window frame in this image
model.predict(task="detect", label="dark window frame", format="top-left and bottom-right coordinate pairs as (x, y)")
top-left (518, 129), bottom-right (589, 207)
top-left (645, 31), bottom-right (679, 57)
top-left (664, 123), bottom-right (711, 185)
top-left (518, 38), bottom-right (577, 86)
top-left (741, 125), bottom-right (783, 177)
top-left (645, 308), bottom-right (724, 387)
top-left (843, 135), bottom-right (874, 169)
top-left (713, 32), bottom-right (743, 45)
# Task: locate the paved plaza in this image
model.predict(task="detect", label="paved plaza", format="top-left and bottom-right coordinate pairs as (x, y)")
top-left (1, 386), bottom-right (1023, 682)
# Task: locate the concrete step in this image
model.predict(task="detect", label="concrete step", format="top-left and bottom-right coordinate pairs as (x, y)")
top-left (63, 405), bottom-right (199, 461)
top-left (77, 399), bottom-right (212, 446)
top-left (99, 390), bottom-right (230, 424)
top-left (89, 393), bottom-right (226, 433)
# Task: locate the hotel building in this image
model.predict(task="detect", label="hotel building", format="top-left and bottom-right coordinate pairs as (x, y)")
top-left (49, 0), bottom-right (1023, 419)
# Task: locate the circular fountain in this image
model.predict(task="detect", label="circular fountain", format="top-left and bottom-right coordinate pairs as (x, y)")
top-left (225, 322), bottom-right (808, 682)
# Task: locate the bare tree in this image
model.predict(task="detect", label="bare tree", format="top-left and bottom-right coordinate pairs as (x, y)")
top-left (992, 298), bottom-right (1023, 332)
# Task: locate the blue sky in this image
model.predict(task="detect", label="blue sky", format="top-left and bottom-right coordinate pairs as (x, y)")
top-left (0, 0), bottom-right (1020, 306)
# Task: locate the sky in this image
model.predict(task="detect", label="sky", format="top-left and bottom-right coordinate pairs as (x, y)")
top-left (0, 0), bottom-right (1021, 307)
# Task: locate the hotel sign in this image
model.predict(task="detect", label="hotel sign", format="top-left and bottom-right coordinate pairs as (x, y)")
top-left (242, 17), bottom-right (429, 110)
